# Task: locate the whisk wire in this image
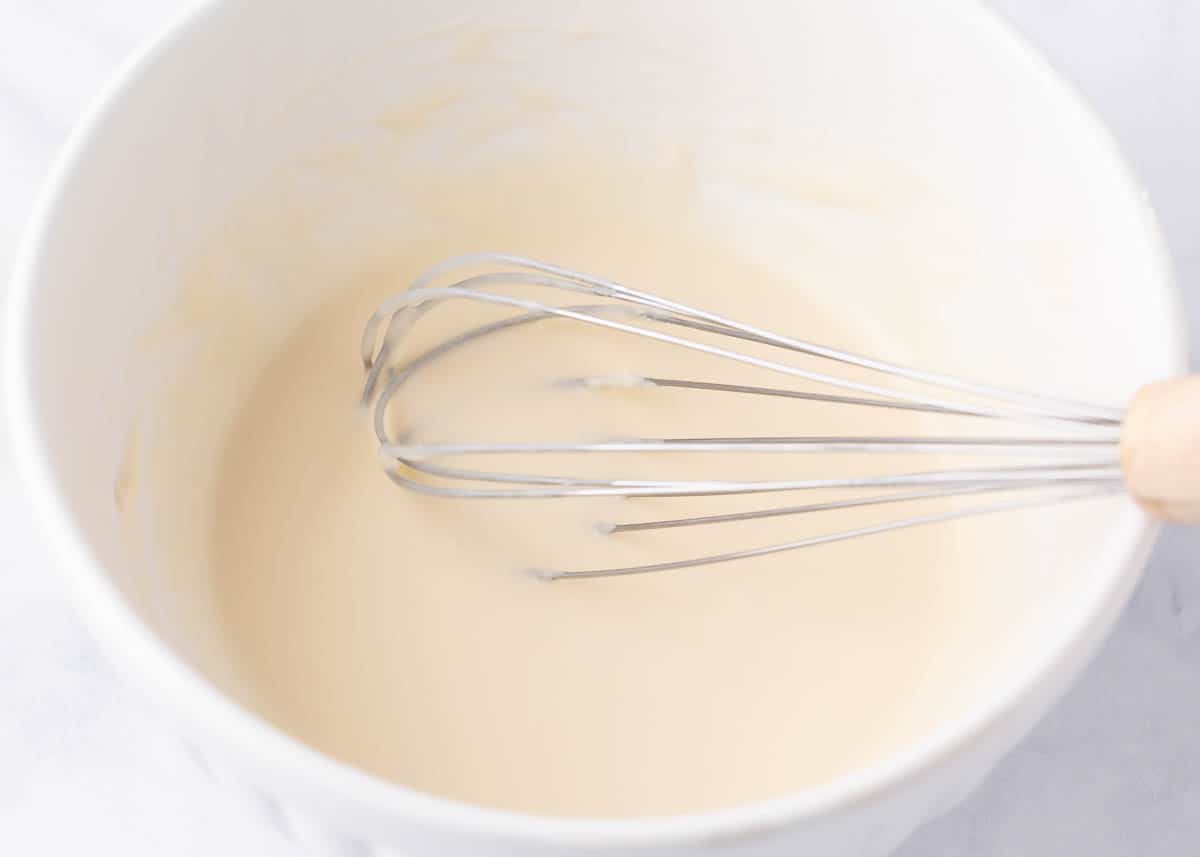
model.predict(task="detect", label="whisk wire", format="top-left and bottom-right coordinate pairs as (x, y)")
top-left (361, 254), bottom-right (1126, 578)
top-left (536, 484), bottom-right (1122, 580)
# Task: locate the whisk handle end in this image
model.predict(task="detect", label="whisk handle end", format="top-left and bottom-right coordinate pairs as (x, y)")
top-left (1122, 375), bottom-right (1200, 523)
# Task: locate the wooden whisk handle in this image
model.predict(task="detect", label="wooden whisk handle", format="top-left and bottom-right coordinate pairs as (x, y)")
top-left (1122, 376), bottom-right (1200, 523)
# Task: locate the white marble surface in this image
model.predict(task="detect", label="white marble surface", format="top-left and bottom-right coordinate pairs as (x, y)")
top-left (3, 1), bottom-right (1200, 854)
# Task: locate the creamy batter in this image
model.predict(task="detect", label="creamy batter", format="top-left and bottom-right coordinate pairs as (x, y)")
top-left (173, 142), bottom-right (1108, 819)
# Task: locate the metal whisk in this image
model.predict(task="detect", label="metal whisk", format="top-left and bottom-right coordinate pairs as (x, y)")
top-left (359, 253), bottom-right (1142, 580)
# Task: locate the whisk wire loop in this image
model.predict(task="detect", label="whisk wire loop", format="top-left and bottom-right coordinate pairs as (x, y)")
top-left (361, 254), bottom-right (1125, 578)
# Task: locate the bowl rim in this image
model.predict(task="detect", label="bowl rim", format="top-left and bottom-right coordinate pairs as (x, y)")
top-left (6, 0), bottom-right (1187, 848)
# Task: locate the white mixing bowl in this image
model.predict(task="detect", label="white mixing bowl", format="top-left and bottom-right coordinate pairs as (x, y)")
top-left (7, 1), bottom-right (1185, 855)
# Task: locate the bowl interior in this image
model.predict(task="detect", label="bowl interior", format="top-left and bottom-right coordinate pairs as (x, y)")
top-left (14, 0), bottom-right (1182, 826)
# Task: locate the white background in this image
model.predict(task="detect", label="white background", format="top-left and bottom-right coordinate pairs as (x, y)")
top-left (3, 2), bottom-right (1200, 854)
